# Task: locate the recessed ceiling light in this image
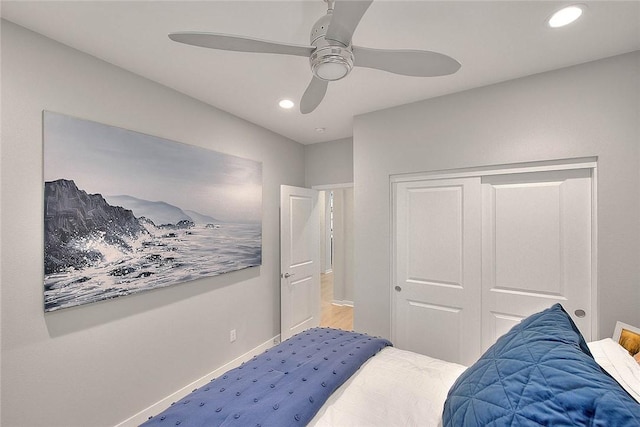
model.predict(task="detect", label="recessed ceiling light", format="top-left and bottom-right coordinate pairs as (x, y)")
top-left (278, 99), bottom-right (295, 109)
top-left (548, 5), bottom-right (584, 28)
top-left (315, 127), bottom-right (326, 134)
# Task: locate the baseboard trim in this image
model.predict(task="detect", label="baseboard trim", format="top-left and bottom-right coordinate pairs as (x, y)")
top-left (115, 334), bottom-right (280, 427)
top-left (331, 300), bottom-right (354, 307)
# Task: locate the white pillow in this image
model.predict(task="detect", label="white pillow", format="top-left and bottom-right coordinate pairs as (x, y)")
top-left (588, 338), bottom-right (640, 403)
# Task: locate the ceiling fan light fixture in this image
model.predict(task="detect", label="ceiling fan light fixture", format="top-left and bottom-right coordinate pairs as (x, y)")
top-left (315, 61), bottom-right (350, 81)
top-left (548, 5), bottom-right (584, 28)
top-left (310, 44), bottom-right (354, 81)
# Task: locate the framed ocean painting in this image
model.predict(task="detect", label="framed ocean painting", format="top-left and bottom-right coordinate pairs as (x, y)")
top-left (43, 111), bottom-right (262, 312)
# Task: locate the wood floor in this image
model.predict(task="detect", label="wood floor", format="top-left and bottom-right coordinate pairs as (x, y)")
top-left (320, 272), bottom-right (354, 331)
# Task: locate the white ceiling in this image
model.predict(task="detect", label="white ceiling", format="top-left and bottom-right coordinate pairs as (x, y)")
top-left (2, 1), bottom-right (639, 144)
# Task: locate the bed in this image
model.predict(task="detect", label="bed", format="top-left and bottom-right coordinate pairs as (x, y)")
top-left (141, 304), bottom-right (640, 426)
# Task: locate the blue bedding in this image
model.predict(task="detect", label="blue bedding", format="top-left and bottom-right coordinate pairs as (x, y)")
top-left (443, 304), bottom-right (640, 426)
top-left (142, 328), bottom-right (391, 426)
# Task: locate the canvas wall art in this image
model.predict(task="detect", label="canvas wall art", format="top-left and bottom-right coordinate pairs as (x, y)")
top-left (43, 111), bottom-right (262, 312)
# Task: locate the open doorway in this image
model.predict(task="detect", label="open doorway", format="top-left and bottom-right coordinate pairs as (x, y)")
top-left (317, 186), bottom-right (354, 331)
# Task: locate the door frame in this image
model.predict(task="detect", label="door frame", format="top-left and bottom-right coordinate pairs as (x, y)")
top-left (390, 157), bottom-right (598, 343)
top-left (313, 183), bottom-right (355, 307)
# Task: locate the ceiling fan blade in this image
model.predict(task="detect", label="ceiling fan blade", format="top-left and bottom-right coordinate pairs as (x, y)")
top-left (353, 46), bottom-right (461, 77)
top-left (300, 77), bottom-right (329, 114)
top-left (169, 32), bottom-right (314, 57)
top-left (325, 0), bottom-right (373, 45)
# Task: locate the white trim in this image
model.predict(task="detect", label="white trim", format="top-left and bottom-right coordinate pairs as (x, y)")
top-left (390, 177), bottom-right (398, 344)
top-left (312, 182), bottom-right (354, 190)
top-left (324, 191), bottom-right (333, 273)
top-left (591, 165), bottom-right (599, 339)
top-left (390, 157), bottom-right (597, 184)
top-left (115, 335), bottom-right (280, 427)
top-left (332, 300), bottom-right (354, 307)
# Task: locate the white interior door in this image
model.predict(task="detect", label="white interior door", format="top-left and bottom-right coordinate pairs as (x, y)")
top-left (392, 177), bottom-right (482, 366)
top-left (280, 185), bottom-right (320, 341)
top-left (481, 169), bottom-right (593, 349)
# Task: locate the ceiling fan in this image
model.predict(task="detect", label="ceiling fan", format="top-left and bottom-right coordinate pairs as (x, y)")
top-left (169, 0), bottom-right (460, 114)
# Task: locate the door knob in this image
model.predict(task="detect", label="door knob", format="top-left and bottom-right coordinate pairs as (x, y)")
top-left (281, 272), bottom-right (294, 279)
top-left (394, 286), bottom-right (402, 292)
top-left (574, 309), bottom-right (586, 318)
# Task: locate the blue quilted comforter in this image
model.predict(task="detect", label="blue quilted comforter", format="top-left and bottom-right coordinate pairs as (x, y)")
top-left (142, 328), bottom-right (391, 427)
top-left (443, 304), bottom-right (640, 426)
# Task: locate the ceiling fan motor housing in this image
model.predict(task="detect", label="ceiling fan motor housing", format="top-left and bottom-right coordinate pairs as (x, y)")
top-left (309, 9), bottom-right (354, 81)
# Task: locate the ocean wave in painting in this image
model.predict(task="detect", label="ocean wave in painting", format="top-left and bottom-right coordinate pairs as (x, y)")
top-left (44, 222), bottom-right (261, 312)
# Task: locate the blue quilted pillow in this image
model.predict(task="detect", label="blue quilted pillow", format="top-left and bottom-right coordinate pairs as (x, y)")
top-left (443, 304), bottom-right (640, 426)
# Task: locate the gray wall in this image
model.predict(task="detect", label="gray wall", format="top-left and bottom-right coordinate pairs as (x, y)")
top-left (1, 21), bottom-right (304, 427)
top-left (330, 188), bottom-right (355, 305)
top-left (353, 51), bottom-right (640, 340)
top-left (304, 137), bottom-right (353, 187)
top-left (343, 187), bottom-right (354, 303)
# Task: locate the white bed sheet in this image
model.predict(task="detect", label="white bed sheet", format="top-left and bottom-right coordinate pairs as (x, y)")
top-left (308, 346), bottom-right (467, 427)
top-left (588, 338), bottom-right (640, 403)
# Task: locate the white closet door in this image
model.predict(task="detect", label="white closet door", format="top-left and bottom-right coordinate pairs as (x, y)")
top-left (481, 169), bottom-right (593, 350)
top-left (393, 178), bottom-right (482, 366)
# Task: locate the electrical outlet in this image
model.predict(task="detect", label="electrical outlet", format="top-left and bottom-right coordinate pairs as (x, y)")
top-left (230, 329), bottom-right (237, 342)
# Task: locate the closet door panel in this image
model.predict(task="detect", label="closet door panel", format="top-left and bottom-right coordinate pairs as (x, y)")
top-left (393, 178), bottom-right (482, 366)
top-left (481, 169), bottom-right (592, 350)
